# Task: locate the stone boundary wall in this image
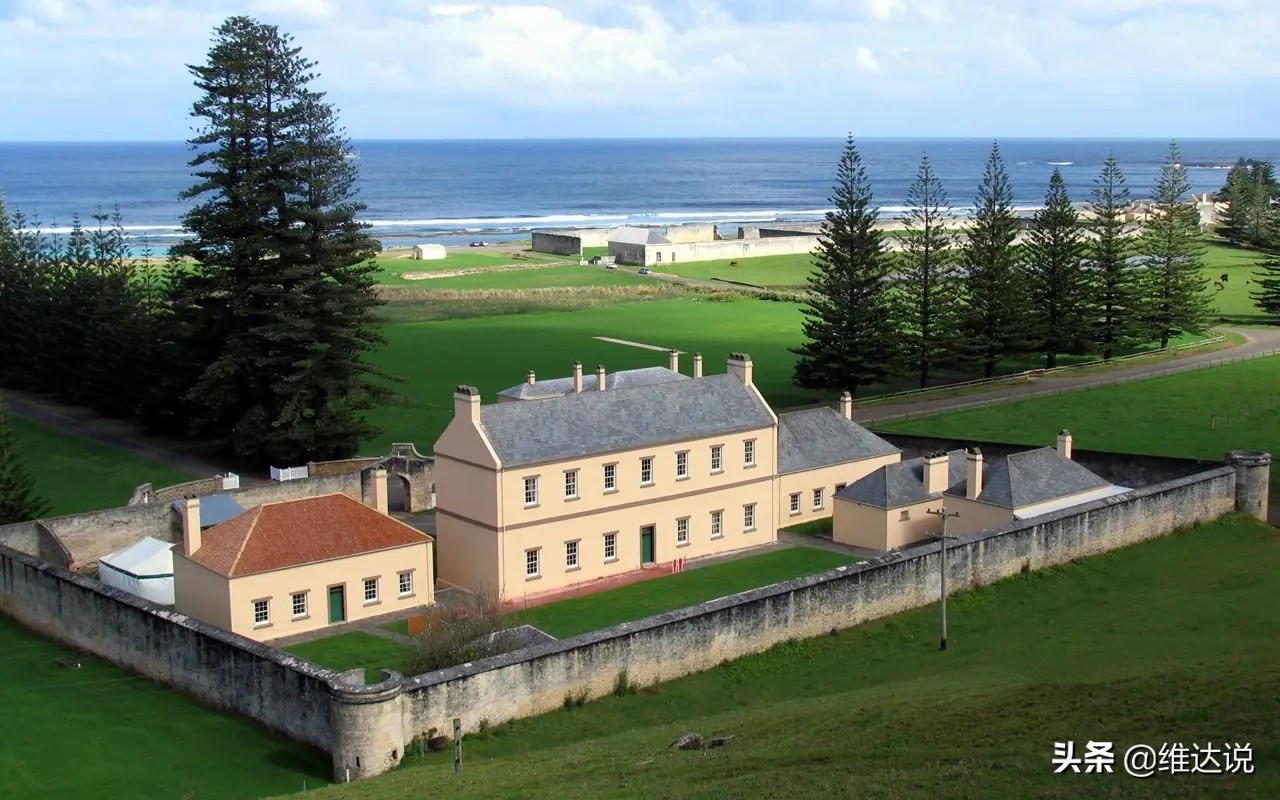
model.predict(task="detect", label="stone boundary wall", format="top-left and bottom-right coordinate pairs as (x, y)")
top-left (669, 234), bottom-right (820, 263)
top-left (0, 543), bottom-right (336, 749)
top-left (872, 432), bottom-right (1213, 489)
top-left (307, 457), bottom-right (385, 478)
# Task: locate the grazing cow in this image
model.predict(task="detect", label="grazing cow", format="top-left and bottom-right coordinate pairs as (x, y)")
top-left (1221, 273), bottom-right (1229, 283)
top-left (729, 260), bottom-right (739, 267)
top-left (1215, 281), bottom-right (1225, 290)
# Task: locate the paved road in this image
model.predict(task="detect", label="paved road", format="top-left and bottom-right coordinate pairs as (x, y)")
top-left (854, 327), bottom-right (1280, 424)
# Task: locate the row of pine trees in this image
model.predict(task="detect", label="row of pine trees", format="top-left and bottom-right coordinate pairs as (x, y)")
top-left (793, 140), bottom-right (1217, 395)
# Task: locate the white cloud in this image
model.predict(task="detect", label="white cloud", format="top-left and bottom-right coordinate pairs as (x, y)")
top-left (863, 0), bottom-right (901, 21)
top-left (251, 0), bottom-right (336, 19)
top-left (855, 45), bottom-right (880, 74)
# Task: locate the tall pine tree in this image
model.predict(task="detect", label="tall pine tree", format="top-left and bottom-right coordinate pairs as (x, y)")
top-left (1089, 154), bottom-right (1141, 360)
top-left (171, 17), bottom-right (391, 464)
top-left (1250, 235), bottom-right (1280, 316)
top-left (0, 406), bottom-right (51, 525)
top-left (1137, 141), bottom-right (1213, 349)
top-left (896, 154), bottom-right (958, 388)
top-left (1026, 169), bottom-right (1091, 367)
top-left (792, 136), bottom-right (898, 397)
top-left (954, 142), bottom-right (1030, 378)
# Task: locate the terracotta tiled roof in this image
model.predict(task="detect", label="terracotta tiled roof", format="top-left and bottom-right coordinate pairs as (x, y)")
top-left (180, 494), bottom-right (429, 578)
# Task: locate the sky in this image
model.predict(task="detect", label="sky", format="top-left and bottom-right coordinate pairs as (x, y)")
top-left (0, 0), bottom-right (1277, 141)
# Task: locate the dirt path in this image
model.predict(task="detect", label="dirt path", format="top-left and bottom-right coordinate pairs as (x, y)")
top-left (854, 327), bottom-right (1280, 423)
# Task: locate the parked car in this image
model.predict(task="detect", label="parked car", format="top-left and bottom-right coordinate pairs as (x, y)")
top-left (605, 263), bottom-right (618, 270)
top-left (469, 240), bottom-right (489, 247)
top-left (638, 268), bottom-right (653, 275)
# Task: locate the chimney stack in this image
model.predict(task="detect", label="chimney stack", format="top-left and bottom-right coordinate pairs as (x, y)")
top-left (526, 369), bottom-right (536, 385)
top-left (668, 349), bottom-right (679, 373)
top-left (839, 392), bottom-right (853, 420)
top-left (1057, 429), bottom-right (1073, 460)
top-left (182, 496), bottom-right (202, 557)
top-left (572, 361), bottom-right (583, 394)
top-left (693, 352), bottom-right (703, 379)
top-left (371, 468), bottom-right (389, 515)
top-left (726, 352), bottom-right (754, 386)
top-left (454, 385), bottom-right (481, 423)
top-left (596, 365), bottom-right (607, 392)
top-left (965, 447), bottom-right (983, 500)
top-left (924, 450), bottom-right (949, 495)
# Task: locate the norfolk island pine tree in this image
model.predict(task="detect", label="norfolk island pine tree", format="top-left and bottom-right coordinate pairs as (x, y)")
top-left (1026, 169), bottom-right (1092, 368)
top-left (1089, 154), bottom-right (1143, 361)
top-left (896, 154), bottom-right (959, 388)
top-left (0, 406), bottom-right (51, 525)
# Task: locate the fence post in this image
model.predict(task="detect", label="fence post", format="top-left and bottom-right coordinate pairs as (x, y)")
top-left (453, 717), bottom-right (462, 774)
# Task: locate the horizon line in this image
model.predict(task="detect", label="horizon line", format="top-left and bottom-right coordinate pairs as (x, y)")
top-left (5, 135), bottom-right (1280, 146)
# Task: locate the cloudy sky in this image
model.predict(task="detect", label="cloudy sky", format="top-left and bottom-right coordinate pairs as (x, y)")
top-left (0, 0), bottom-right (1276, 140)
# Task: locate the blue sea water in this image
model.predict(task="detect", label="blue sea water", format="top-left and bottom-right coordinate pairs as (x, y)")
top-left (2, 138), bottom-right (1279, 250)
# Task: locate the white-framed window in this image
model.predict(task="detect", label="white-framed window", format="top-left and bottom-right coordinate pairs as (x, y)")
top-left (656, 251), bottom-right (663, 263)
top-left (603, 463), bottom-right (617, 492)
top-left (252, 598), bottom-right (270, 626)
top-left (603, 532), bottom-right (618, 562)
top-left (676, 451), bottom-right (689, 479)
top-left (789, 492), bottom-right (801, 515)
top-left (565, 540), bottom-right (580, 569)
top-left (363, 577), bottom-right (379, 603)
top-left (899, 509), bottom-right (911, 521)
top-left (676, 517), bottom-right (690, 545)
top-left (526, 548), bottom-right (540, 577)
top-left (291, 592), bottom-right (307, 618)
top-left (398, 571), bottom-right (414, 597)
top-left (710, 510), bottom-right (723, 539)
top-left (710, 444), bottom-right (723, 473)
top-left (744, 503), bottom-right (757, 532)
top-left (640, 456), bottom-right (654, 486)
top-left (565, 469), bottom-right (579, 499)
top-left (744, 439), bottom-right (756, 467)
top-left (813, 488), bottom-right (824, 510)
top-left (524, 476), bottom-right (539, 506)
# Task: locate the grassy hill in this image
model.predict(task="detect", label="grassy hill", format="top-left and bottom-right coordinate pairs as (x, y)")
top-left (294, 515), bottom-right (1279, 799)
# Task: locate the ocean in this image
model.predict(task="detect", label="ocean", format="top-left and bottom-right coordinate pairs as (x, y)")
top-left (2, 138), bottom-right (1279, 251)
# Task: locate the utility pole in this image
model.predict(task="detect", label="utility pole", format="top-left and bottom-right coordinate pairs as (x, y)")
top-left (927, 507), bottom-right (960, 651)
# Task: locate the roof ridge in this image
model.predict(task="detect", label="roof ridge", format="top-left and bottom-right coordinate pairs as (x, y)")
top-left (226, 506), bottom-right (264, 576)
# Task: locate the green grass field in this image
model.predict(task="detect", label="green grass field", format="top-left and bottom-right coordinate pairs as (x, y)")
top-left (657, 252), bottom-right (816, 287)
top-left (373, 250), bottom-right (567, 284)
top-left (413, 264), bottom-right (649, 290)
top-left (297, 515), bottom-right (1280, 799)
top-left (8, 414), bottom-right (196, 516)
top-left (284, 631), bottom-right (416, 683)
top-left (0, 615), bottom-right (330, 799)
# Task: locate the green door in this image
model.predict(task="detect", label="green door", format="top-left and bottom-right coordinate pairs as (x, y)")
top-left (641, 526), bottom-right (655, 564)
top-left (328, 585), bottom-right (345, 624)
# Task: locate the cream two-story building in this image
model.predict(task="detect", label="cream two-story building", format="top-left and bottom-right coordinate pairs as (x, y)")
top-left (433, 351), bottom-right (901, 602)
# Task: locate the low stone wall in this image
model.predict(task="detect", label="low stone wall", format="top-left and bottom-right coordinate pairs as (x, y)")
top-left (670, 234), bottom-right (820, 264)
top-left (530, 232), bottom-right (581, 255)
top-left (873, 432), bottom-right (1214, 488)
top-left (307, 457), bottom-right (384, 478)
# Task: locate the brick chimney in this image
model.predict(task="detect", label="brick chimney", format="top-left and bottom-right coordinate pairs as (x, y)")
top-left (965, 447), bottom-right (983, 500)
top-left (370, 468), bottom-right (389, 515)
top-left (839, 392), bottom-right (853, 420)
top-left (924, 450), bottom-right (949, 495)
top-left (526, 369), bottom-right (536, 385)
top-left (596, 364), bottom-right (607, 391)
top-left (726, 352), bottom-right (753, 386)
top-left (693, 352), bottom-right (703, 379)
top-left (1057, 429), bottom-right (1073, 460)
top-left (182, 496), bottom-right (202, 557)
top-left (573, 361), bottom-right (583, 394)
top-left (668, 349), bottom-right (679, 373)
top-left (454, 385), bottom-right (481, 423)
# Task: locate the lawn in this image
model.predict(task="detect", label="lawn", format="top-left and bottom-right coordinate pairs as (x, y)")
top-left (0, 615), bottom-right (330, 799)
top-left (656, 252), bottom-right (816, 287)
top-left (1200, 240), bottom-right (1277, 323)
top-left (373, 250), bottom-right (567, 284)
top-left (283, 631), bottom-right (417, 683)
top-left (412, 264), bottom-right (649, 290)
top-left (8, 414), bottom-right (197, 516)
top-left (875, 354), bottom-right (1280, 494)
top-left (297, 515), bottom-right (1280, 799)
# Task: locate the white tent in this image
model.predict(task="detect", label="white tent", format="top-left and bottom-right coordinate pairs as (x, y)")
top-left (412, 243), bottom-right (446, 260)
top-left (98, 537), bottom-right (175, 606)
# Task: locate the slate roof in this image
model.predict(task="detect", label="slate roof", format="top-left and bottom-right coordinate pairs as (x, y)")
top-left (171, 493), bottom-right (245, 528)
top-left (836, 449), bottom-right (968, 508)
top-left (480, 373), bottom-right (774, 467)
top-left (179, 494), bottom-right (429, 578)
top-left (949, 446), bottom-right (1112, 509)
top-left (498, 366), bottom-right (689, 401)
top-left (609, 226), bottom-right (671, 246)
top-left (776, 407), bottom-right (900, 474)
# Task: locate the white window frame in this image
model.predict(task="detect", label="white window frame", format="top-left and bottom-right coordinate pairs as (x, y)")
top-left (640, 456), bottom-right (654, 486)
top-left (526, 548), bottom-right (541, 578)
top-left (565, 539), bottom-right (580, 570)
top-left (710, 444), bottom-right (723, 473)
top-left (676, 517), bottom-right (690, 546)
top-left (363, 577), bottom-right (379, 604)
top-left (744, 503), bottom-right (757, 532)
top-left (290, 592), bottom-right (307, 619)
top-left (603, 463), bottom-right (617, 492)
top-left (603, 532), bottom-right (618, 562)
top-left (565, 469), bottom-right (579, 500)
top-left (813, 488), bottom-right (824, 510)
top-left (524, 476), bottom-right (539, 507)
top-left (744, 439), bottom-right (756, 467)
top-left (398, 570), bottom-right (414, 597)
top-left (676, 451), bottom-right (690, 480)
top-left (789, 492), bottom-right (801, 515)
top-left (252, 598), bottom-right (270, 626)
top-left (710, 510), bottom-right (723, 539)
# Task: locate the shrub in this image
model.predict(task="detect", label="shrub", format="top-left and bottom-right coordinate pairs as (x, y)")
top-left (406, 588), bottom-right (516, 674)
top-left (613, 669), bottom-right (635, 697)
